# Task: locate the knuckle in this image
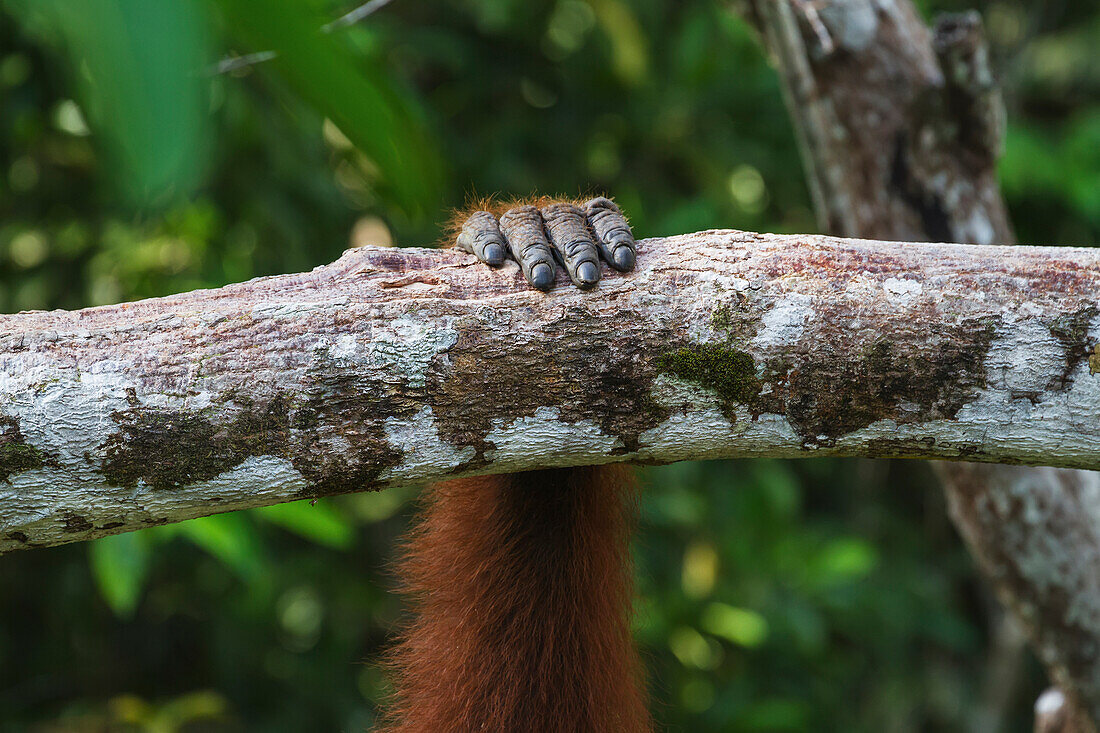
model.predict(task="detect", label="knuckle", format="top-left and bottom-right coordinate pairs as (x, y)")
top-left (541, 202), bottom-right (595, 264)
top-left (464, 210), bottom-right (497, 227)
top-left (583, 196), bottom-right (617, 212)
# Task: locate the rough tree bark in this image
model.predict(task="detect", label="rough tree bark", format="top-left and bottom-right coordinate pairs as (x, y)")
top-left (2, 231), bottom-right (1099, 553)
top-left (742, 0), bottom-right (1099, 727)
top-left (949, 464), bottom-right (1100, 731)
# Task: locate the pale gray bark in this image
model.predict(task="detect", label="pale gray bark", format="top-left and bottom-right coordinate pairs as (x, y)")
top-left (947, 464), bottom-right (1100, 729)
top-left (742, 0), bottom-right (1099, 727)
top-left (2, 230), bottom-right (1100, 553)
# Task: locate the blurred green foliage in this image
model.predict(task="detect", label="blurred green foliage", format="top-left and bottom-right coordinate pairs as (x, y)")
top-left (0, 0), bottom-right (1096, 730)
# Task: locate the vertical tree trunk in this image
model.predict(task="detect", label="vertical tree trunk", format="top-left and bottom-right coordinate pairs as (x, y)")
top-left (742, 1), bottom-right (1100, 728)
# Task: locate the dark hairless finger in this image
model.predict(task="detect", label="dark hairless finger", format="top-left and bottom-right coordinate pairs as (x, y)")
top-left (455, 211), bottom-right (506, 266)
top-left (499, 205), bottom-right (559, 291)
top-left (541, 203), bottom-right (601, 290)
top-left (585, 197), bottom-right (636, 272)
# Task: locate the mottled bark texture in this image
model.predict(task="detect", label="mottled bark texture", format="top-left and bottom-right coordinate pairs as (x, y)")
top-left (745, 0), bottom-right (1008, 243)
top-left (742, 0), bottom-right (1098, 727)
top-left (943, 446), bottom-right (1100, 731)
top-left (2, 231), bottom-right (1100, 553)
top-left (946, 465), bottom-right (1100, 729)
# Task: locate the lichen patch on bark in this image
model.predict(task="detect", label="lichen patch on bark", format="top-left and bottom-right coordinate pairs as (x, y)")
top-left (1048, 307), bottom-right (1099, 391)
top-left (362, 317), bottom-right (459, 389)
top-left (427, 308), bottom-right (673, 463)
top-left (0, 416), bottom-right (56, 483)
top-left (99, 389), bottom-right (404, 496)
top-left (655, 345), bottom-right (761, 421)
top-left (484, 406), bottom-right (624, 470)
top-left (101, 398), bottom-right (294, 491)
top-left (382, 407), bottom-right (477, 481)
top-left (657, 297), bottom-right (1001, 447)
top-left (766, 318), bottom-right (998, 444)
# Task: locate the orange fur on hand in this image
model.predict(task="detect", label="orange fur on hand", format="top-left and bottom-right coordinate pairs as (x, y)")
top-left (381, 466), bottom-right (651, 733)
top-left (442, 194), bottom-right (586, 246)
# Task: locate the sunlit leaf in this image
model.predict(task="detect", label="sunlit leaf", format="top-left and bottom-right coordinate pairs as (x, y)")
top-left (344, 484), bottom-right (414, 523)
top-left (154, 689), bottom-right (229, 726)
top-left (668, 626), bottom-right (721, 670)
top-left (681, 541), bottom-right (719, 599)
top-left (817, 537), bottom-right (878, 584)
top-left (589, 0), bottom-right (648, 86)
top-left (6, 0), bottom-right (215, 207)
top-left (701, 602), bottom-right (769, 648)
top-left (213, 0), bottom-right (445, 221)
top-left (255, 499), bottom-right (354, 549)
top-left (89, 531), bottom-right (151, 618)
top-left (178, 512), bottom-right (266, 580)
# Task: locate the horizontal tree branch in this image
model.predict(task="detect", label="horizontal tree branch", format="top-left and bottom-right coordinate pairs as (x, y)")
top-left (2, 229), bottom-right (1099, 552)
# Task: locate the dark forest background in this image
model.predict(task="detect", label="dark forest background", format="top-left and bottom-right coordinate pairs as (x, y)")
top-left (0, 0), bottom-right (1098, 730)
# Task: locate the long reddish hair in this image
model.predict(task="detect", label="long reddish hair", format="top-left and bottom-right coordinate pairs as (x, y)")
top-left (380, 465), bottom-right (651, 732)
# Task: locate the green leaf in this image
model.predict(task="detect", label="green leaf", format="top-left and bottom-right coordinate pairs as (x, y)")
top-left (178, 512), bottom-right (266, 580)
top-left (345, 485), bottom-right (414, 523)
top-left (701, 602), bottom-right (769, 648)
top-left (254, 499), bottom-right (354, 549)
top-left (816, 537), bottom-right (878, 584)
top-left (89, 531), bottom-right (151, 618)
top-left (213, 0), bottom-right (445, 221)
top-left (7, 0), bottom-right (215, 207)
top-left (590, 0), bottom-right (649, 86)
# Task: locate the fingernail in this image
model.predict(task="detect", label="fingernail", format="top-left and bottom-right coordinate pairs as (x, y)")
top-left (530, 263), bottom-right (554, 291)
top-left (483, 242), bottom-right (504, 266)
top-left (576, 261), bottom-right (599, 288)
top-left (612, 246), bottom-right (636, 271)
